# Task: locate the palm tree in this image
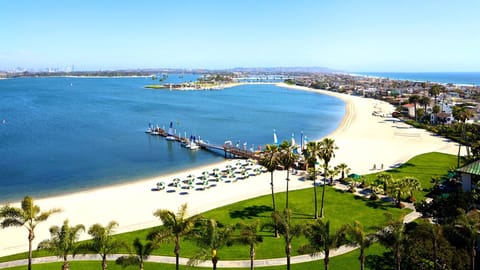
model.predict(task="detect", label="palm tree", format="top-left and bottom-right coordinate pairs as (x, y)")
top-left (401, 176), bottom-right (421, 201)
top-left (455, 209), bottom-right (480, 270)
top-left (429, 84), bottom-right (443, 105)
top-left (273, 209), bottom-right (303, 270)
top-left (150, 203), bottom-right (198, 270)
top-left (418, 96), bottom-right (431, 119)
top-left (318, 138), bottom-right (338, 218)
top-left (345, 221), bottom-right (375, 270)
top-left (279, 140), bottom-right (298, 209)
top-left (0, 196), bottom-right (61, 270)
top-left (408, 94), bottom-right (421, 120)
top-left (452, 104), bottom-right (475, 167)
top-left (300, 219), bottom-right (346, 270)
top-left (37, 220), bottom-right (85, 270)
top-left (188, 219), bottom-right (234, 270)
top-left (236, 220), bottom-right (263, 270)
top-left (80, 221), bottom-right (125, 270)
top-left (376, 173), bottom-right (394, 195)
top-left (335, 163), bottom-right (350, 180)
top-left (303, 141), bottom-right (322, 219)
top-left (259, 144), bottom-right (280, 237)
top-left (376, 213), bottom-right (406, 270)
top-left (115, 238), bottom-right (156, 270)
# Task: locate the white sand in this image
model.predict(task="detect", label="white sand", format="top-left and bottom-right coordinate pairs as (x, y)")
top-left (0, 83), bottom-right (463, 256)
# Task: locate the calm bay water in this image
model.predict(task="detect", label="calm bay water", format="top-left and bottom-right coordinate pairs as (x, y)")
top-left (356, 72), bottom-right (480, 85)
top-left (0, 76), bottom-right (345, 203)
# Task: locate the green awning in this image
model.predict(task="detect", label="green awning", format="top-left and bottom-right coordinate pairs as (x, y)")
top-left (457, 160), bottom-right (480, 176)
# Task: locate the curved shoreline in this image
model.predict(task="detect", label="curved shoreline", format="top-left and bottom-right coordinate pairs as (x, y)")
top-left (0, 83), bottom-right (464, 257)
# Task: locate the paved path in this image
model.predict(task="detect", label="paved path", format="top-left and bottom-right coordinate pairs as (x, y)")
top-left (0, 181), bottom-right (422, 269)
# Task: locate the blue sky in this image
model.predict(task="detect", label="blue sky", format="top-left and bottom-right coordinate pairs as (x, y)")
top-left (1, 0), bottom-right (479, 72)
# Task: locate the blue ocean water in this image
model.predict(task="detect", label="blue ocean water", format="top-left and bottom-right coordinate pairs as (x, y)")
top-left (355, 72), bottom-right (480, 86)
top-left (0, 76), bottom-right (344, 203)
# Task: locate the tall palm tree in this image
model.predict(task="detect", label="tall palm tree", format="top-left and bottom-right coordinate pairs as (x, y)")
top-left (318, 138), bottom-right (338, 218)
top-left (259, 144), bottom-right (280, 237)
top-left (150, 203), bottom-right (199, 270)
top-left (429, 84), bottom-right (443, 105)
top-left (80, 221), bottom-right (125, 270)
top-left (236, 220), bottom-right (263, 270)
top-left (335, 163), bottom-right (350, 180)
top-left (279, 140), bottom-right (298, 209)
top-left (0, 196), bottom-right (61, 270)
top-left (455, 209), bottom-right (480, 270)
top-left (452, 104), bottom-right (475, 167)
top-left (376, 173), bottom-right (394, 195)
top-left (115, 238), bottom-right (156, 270)
top-left (345, 221), bottom-right (375, 270)
top-left (376, 213), bottom-right (406, 270)
top-left (37, 220), bottom-right (85, 270)
top-left (273, 209), bottom-right (303, 270)
top-left (300, 219), bottom-right (346, 270)
top-left (418, 96), bottom-right (431, 119)
top-left (303, 141), bottom-right (322, 219)
top-left (188, 219), bottom-right (234, 270)
top-left (408, 94), bottom-right (421, 121)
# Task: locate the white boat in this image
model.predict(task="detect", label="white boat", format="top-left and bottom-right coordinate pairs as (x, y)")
top-left (166, 121), bottom-right (176, 141)
top-left (189, 141), bottom-right (200, 150)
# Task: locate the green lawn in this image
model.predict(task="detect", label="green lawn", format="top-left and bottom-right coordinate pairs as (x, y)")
top-left (359, 152), bottom-right (458, 201)
top-left (0, 152), bottom-right (456, 269)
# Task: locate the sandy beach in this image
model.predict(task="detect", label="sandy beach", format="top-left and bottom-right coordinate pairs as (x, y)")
top-left (0, 83), bottom-right (464, 257)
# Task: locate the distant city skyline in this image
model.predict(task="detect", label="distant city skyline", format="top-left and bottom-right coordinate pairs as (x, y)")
top-left (1, 0), bottom-right (479, 72)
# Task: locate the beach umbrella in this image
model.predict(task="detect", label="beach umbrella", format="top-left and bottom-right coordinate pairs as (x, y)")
top-left (173, 178), bottom-right (180, 184)
top-left (156, 182), bottom-right (165, 190)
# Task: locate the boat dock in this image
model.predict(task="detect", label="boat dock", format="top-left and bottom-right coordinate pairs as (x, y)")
top-left (146, 126), bottom-right (261, 160)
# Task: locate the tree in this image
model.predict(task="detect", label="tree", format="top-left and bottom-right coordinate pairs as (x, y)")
top-left (259, 144), bottom-right (280, 237)
top-left (236, 220), bottom-right (263, 270)
top-left (318, 138), bottom-right (338, 218)
top-left (429, 84), bottom-right (444, 105)
top-left (0, 196), bottom-right (61, 270)
top-left (150, 203), bottom-right (199, 270)
top-left (455, 209), bottom-right (480, 270)
top-left (376, 213), bottom-right (406, 270)
top-left (115, 238), bottom-right (156, 270)
top-left (300, 219), bottom-right (346, 270)
top-left (272, 209), bottom-right (303, 270)
top-left (401, 176), bottom-right (421, 202)
top-left (188, 219), bottom-right (234, 270)
top-left (80, 221), bottom-right (125, 270)
top-left (452, 104), bottom-right (475, 167)
top-left (345, 221), bottom-right (375, 270)
top-left (279, 140), bottom-right (298, 209)
top-left (37, 220), bottom-right (85, 270)
top-left (376, 173), bottom-right (394, 195)
top-left (303, 141), bottom-right (322, 219)
top-left (418, 96), bottom-right (431, 119)
top-left (335, 163), bottom-right (350, 180)
top-left (408, 94), bottom-right (421, 120)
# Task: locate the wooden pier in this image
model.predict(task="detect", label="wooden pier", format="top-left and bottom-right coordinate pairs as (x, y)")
top-left (147, 126), bottom-right (261, 160)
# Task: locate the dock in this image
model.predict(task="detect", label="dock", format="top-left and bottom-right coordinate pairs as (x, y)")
top-left (146, 126), bottom-right (261, 160)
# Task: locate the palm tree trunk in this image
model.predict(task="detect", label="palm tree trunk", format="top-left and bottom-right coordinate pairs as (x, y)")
top-left (212, 254), bottom-right (218, 270)
top-left (320, 167), bottom-right (328, 218)
top-left (28, 230), bottom-right (34, 270)
top-left (396, 249), bottom-right (401, 270)
top-left (324, 249), bottom-right (330, 270)
top-left (270, 172), bottom-right (278, 237)
top-left (250, 245), bottom-right (255, 270)
top-left (360, 248), bottom-right (365, 270)
top-left (313, 168), bottom-right (318, 219)
top-left (102, 255), bottom-right (108, 270)
top-left (286, 169), bottom-right (290, 209)
top-left (63, 254), bottom-right (69, 270)
top-left (286, 242), bottom-right (291, 270)
top-left (175, 236), bottom-right (180, 270)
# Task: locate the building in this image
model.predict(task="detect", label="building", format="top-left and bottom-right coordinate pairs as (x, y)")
top-left (458, 160), bottom-right (480, 192)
